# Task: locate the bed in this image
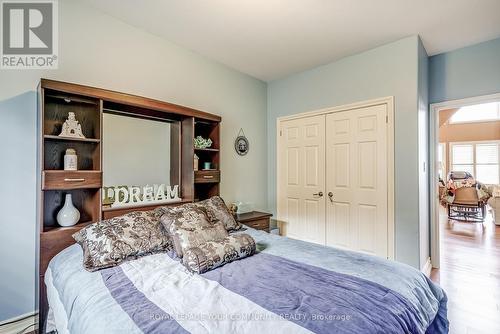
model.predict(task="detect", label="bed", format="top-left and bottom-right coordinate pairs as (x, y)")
top-left (45, 226), bottom-right (448, 334)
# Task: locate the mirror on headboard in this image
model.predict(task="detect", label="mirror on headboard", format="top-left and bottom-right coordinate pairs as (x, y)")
top-left (102, 111), bottom-right (180, 205)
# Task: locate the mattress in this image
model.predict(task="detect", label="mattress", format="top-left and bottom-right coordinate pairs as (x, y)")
top-left (46, 227), bottom-right (448, 333)
top-left (45, 268), bottom-right (69, 334)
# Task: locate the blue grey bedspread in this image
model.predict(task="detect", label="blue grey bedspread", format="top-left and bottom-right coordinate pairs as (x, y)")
top-left (47, 227), bottom-right (448, 334)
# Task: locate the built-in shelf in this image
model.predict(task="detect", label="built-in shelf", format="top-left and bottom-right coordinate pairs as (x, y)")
top-left (43, 170), bottom-right (102, 173)
top-left (195, 120), bottom-right (217, 125)
top-left (42, 221), bottom-right (93, 234)
top-left (44, 135), bottom-right (101, 143)
top-left (38, 79), bottom-right (222, 331)
top-left (194, 147), bottom-right (219, 152)
top-left (193, 119), bottom-right (220, 200)
top-left (46, 93), bottom-right (98, 105)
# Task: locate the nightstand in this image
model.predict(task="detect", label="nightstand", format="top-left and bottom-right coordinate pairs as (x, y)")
top-left (235, 211), bottom-right (273, 232)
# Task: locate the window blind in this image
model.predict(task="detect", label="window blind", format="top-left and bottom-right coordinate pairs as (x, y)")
top-left (450, 142), bottom-right (500, 184)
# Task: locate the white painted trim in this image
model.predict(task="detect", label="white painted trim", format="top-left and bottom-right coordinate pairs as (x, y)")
top-left (430, 103), bottom-right (441, 268)
top-left (421, 257), bottom-right (432, 277)
top-left (276, 96), bottom-right (395, 260)
top-left (431, 93), bottom-right (500, 111)
top-left (438, 142), bottom-right (446, 178)
top-left (430, 91), bottom-right (500, 269)
top-left (386, 97), bottom-right (395, 261)
top-left (0, 312), bottom-right (38, 334)
top-left (277, 96), bottom-right (394, 122)
top-left (276, 118), bottom-right (285, 234)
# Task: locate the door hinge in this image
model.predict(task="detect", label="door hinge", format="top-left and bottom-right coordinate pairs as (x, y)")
top-left (385, 115), bottom-right (388, 123)
top-left (280, 130), bottom-right (283, 136)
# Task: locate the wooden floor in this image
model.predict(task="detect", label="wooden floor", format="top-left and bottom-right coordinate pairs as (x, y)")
top-left (430, 207), bottom-right (500, 334)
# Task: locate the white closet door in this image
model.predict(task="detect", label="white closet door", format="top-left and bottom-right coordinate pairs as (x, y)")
top-left (279, 115), bottom-right (326, 244)
top-left (325, 104), bottom-right (388, 258)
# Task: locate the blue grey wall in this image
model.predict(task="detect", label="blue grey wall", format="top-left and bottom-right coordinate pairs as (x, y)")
top-left (0, 92), bottom-right (38, 321)
top-left (267, 36), bottom-right (422, 268)
top-left (429, 37), bottom-right (500, 103)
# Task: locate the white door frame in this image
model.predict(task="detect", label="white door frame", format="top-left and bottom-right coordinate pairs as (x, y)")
top-left (276, 96), bottom-right (395, 259)
top-left (429, 92), bottom-right (500, 268)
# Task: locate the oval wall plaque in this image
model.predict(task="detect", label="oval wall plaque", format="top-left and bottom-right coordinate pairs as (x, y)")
top-left (235, 128), bottom-right (249, 156)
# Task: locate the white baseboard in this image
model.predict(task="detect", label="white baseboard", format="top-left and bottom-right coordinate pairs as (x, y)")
top-left (0, 312), bottom-right (38, 334)
top-left (421, 257), bottom-right (432, 277)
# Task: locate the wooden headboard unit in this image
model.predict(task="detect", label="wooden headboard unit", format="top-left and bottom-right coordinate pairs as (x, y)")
top-left (37, 79), bottom-right (222, 331)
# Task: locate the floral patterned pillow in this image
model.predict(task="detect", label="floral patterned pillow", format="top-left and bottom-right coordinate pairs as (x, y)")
top-left (170, 221), bottom-right (229, 258)
top-left (73, 210), bottom-right (171, 272)
top-left (183, 234), bottom-right (256, 274)
top-left (193, 196), bottom-right (241, 231)
top-left (158, 204), bottom-right (212, 232)
top-left (159, 204), bottom-right (227, 257)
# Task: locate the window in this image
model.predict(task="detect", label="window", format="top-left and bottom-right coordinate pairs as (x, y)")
top-left (476, 144), bottom-right (499, 184)
top-left (450, 102), bottom-right (500, 124)
top-left (450, 141), bottom-right (500, 184)
top-left (438, 143), bottom-right (446, 179)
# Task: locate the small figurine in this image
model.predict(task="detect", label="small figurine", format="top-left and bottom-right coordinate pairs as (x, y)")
top-left (229, 203), bottom-right (238, 216)
top-left (194, 154), bottom-right (199, 171)
top-left (59, 112), bottom-right (85, 138)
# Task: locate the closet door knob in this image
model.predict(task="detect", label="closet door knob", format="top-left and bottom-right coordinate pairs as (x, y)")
top-left (313, 192), bottom-right (323, 197)
top-left (328, 192), bottom-right (334, 202)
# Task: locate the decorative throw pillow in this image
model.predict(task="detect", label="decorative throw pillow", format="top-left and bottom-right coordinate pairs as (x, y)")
top-left (159, 204), bottom-right (213, 232)
top-left (182, 234), bottom-right (256, 274)
top-left (159, 204), bottom-right (227, 257)
top-left (169, 221), bottom-right (229, 258)
top-left (73, 210), bottom-right (171, 272)
top-left (193, 196), bottom-right (241, 231)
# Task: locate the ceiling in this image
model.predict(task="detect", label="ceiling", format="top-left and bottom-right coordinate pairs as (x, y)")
top-left (82, 0), bottom-right (500, 81)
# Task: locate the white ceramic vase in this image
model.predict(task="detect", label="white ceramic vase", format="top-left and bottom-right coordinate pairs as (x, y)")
top-left (57, 194), bottom-right (80, 227)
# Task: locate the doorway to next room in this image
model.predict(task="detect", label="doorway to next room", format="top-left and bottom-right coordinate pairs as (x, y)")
top-left (430, 95), bottom-right (500, 334)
